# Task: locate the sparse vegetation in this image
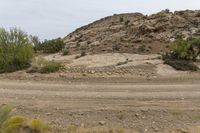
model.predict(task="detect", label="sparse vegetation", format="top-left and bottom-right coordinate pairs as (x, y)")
top-left (117, 112), bottom-right (125, 120)
top-left (113, 44), bottom-right (120, 51)
top-left (80, 51), bottom-right (86, 57)
top-left (27, 57), bottom-right (63, 73)
top-left (0, 28), bottom-right (33, 73)
top-left (124, 20), bottom-right (130, 26)
top-left (62, 48), bottom-right (70, 55)
top-left (163, 37), bottom-right (200, 71)
top-left (76, 43), bottom-right (80, 47)
top-left (30, 35), bottom-right (41, 53)
top-left (40, 61), bottom-right (63, 74)
top-left (169, 37), bottom-right (200, 60)
top-left (75, 51), bottom-right (86, 59)
top-left (119, 17), bottom-right (124, 22)
top-left (0, 105), bottom-right (49, 133)
top-left (138, 45), bottom-right (146, 52)
top-left (35, 38), bottom-right (65, 54)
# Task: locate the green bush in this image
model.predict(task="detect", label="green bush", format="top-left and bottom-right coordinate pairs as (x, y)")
top-left (62, 48), bottom-right (70, 55)
top-left (27, 57), bottom-right (63, 74)
top-left (36, 38), bottom-right (65, 54)
top-left (163, 37), bottom-right (200, 71)
top-left (30, 35), bottom-right (41, 53)
top-left (169, 37), bottom-right (200, 60)
top-left (28, 118), bottom-right (49, 133)
top-left (0, 28), bottom-right (33, 72)
top-left (0, 105), bottom-right (49, 133)
top-left (1, 115), bottom-right (27, 133)
top-left (0, 105), bottom-right (12, 126)
top-left (40, 61), bottom-right (63, 74)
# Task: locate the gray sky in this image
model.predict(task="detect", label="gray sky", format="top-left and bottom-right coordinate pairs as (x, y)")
top-left (0, 0), bottom-right (200, 40)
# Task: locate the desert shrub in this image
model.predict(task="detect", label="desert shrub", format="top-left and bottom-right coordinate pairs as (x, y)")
top-left (30, 35), bottom-right (41, 53)
top-left (32, 57), bottom-right (48, 67)
top-left (28, 118), bottom-right (49, 133)
top-left (124, 20), bottom-right (130, 26)
top-left (26, 66), bottom-right (40, 73)
top-left (163, 37), bottom-right (200, 71)
top-left (62, 48), bottom-right (70, 55)
top-left (76, 43), bottom-right (80, 47)
top-left (37, 38), bottom-right (65, 54)
top-left (75, 55), bottom-right (80, 59)
top-left (113, 44), bottom-right (120, 51)
top-left (1, 115), bottom-right (27, 133)
top-left (80, 51), bottom-right (86, 57)
top-left (40, 61), bottom-right (63, 74)
top-left (138, 45), bottom-right (146, 52)
top-left (0, 105), bottom-right (12, 126)
top-left (169, 37), bottom-right (200, 60)
top-left (0, 28), bottom-right (33, 72)
top-left (163, 56), bottom-right (198, 71)
top-left (27, 57), bottom-right (63, 74)
top-left (0, 105), bottom-right (49, 133)
top-left (27, 57), bottom-right (46, 73)
top-left (119, 17), bottom-right (124, 22)
top-left (75, 51), bottom-right (86, 59)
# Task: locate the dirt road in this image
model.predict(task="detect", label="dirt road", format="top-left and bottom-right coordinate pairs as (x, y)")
top-left (1, 80), bottom-right (200, 132)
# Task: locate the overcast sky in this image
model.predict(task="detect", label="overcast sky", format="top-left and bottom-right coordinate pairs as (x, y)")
top-left (0, 0), bottom-right (199, 40)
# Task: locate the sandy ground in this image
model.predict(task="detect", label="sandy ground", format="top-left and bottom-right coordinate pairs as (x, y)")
top-left (43, 53), bottom-right (191, 78)
top-left (0, 53), bottom-right (200, 132)
top-left (1, 53), bottom-right (191, 83)
top-left (45, 53), bottom-right (162, 68)
top-left (1, 79), bottom-right (200, 133)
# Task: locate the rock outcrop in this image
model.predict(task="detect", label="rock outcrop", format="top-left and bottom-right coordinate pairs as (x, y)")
top-left (64, 10), bottom-right (200, 54)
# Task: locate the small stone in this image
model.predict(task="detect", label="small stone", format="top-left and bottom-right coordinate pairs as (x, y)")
top-left (152, 126), bottom-right (159, 132)
top-left (178, 129), bottom-right (188, 133)
top-left (69, 113), bottom-right (73, 116)
top-left (82, 73), bottom-right (87, 76)
top-left (59, 74), bottom-right (66, 78)
top-left (90, 70), bottom-right (95, 74)
top-left (141, 109), bottom-right (148, 113)
top-left (79, 113), bottom-right (84, 115)
top-left (80, 123), bottom-right (85, 127)
top-left (46, 113), bottom-right (52, 116)
top-left (135, 113), bottom-right (140, 118)
top-left (99, 121), bottom-right (106, 126)
top-left (107, 72), bottom-right (112, 75)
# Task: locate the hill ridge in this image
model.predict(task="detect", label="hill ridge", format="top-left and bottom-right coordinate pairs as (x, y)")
top-left (64, 10), bottom-right (200, 54)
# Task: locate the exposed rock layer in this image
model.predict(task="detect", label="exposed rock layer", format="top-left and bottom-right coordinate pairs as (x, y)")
top-left (64, 10), bottom-right (200, 54)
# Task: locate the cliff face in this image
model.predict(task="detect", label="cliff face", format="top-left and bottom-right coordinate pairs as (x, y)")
top-left (64, 10), bottom-right (200, 54)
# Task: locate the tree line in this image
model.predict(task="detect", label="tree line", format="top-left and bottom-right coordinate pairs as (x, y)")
top-left (0, 27), bottom-right (200, 73)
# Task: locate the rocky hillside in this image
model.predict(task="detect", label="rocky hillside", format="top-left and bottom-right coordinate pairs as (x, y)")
top-left (64, 10), bottom-right (200, 55)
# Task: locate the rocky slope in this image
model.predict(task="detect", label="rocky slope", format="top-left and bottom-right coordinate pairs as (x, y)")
top-left (64, 10), bottom-right (200, 55)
